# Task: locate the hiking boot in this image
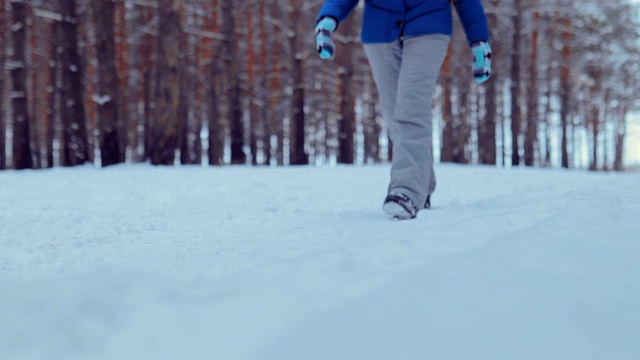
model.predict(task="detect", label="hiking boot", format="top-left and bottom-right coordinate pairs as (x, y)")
top-left (383, 192), bottom-right (418, 220)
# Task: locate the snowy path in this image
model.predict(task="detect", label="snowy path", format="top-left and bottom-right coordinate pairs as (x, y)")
top-left (1, 165), bottom-right (639, 359)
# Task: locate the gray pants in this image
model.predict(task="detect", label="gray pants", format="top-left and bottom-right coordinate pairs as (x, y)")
top-left (364, 34), bottom-right (450, 209)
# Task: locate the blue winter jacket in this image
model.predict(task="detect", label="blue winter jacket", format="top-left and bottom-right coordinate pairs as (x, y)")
top-left (317, 0), bottom-right (490, 45)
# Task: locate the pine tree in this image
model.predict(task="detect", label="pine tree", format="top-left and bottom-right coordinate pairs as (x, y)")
top-left (0, 0), bottom-right (6, 169)
top-left (10, 0), bottom-right (32, 169)
top-left (92, 0), bottom-right (121, 167)
top-left (150, 4), bottom-right (183, 165)
top-left (58, 0), bottom-right (88, 167)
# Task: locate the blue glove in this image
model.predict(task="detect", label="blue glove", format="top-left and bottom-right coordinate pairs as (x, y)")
top-left (471, 41), bottom-right (492, 83)
top-left (316, 17), bottom-right (337, 60)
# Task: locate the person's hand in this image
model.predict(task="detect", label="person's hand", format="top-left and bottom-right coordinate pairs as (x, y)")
top-left (316, 17), bottom-right (337, 60)
top-left (471, 41), bottom-right (492, 83)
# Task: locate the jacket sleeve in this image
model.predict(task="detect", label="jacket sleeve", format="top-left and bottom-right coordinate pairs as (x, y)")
top-left (316, 0), bottom-right (360, 26)
top-left (452, 0), bottom-right (491, 45)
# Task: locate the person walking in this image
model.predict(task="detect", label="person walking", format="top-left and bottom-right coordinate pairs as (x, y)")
top-left (315, 0), bottom-right (492, 220)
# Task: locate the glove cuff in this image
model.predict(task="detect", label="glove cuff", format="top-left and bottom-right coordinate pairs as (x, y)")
top-left (471, 40), bottom-right (489, 47)
top-left (316, 16), bottom-right (338, 34)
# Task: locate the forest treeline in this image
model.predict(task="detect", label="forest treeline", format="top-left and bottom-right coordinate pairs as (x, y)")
top-left (0, 0), bottom-right (639, 171)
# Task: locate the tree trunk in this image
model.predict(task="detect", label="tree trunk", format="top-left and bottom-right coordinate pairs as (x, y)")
top-left (277, 120), bottom-right (284, 165)
top-left (456, 65), bottom-right (469, 164)
top-left (480, 75), bottom-right (497, 165)
top-left (187, 7), bottom-right (201, 165)
top-left (543, 114), bottom-right (551, 167)
top-left (10, 0), bottom-right (32, 169)
top-left (179, 57), bottom-right (190, 165)
top-left (192, 11), bottom-right (206, 166)
top-left (258, 0), bottom-right (269, 165)
top-left (208, 53), bottom-right (225, 166)
top-left (560, 18), bottom-right (571, 169)
top-left (140, 6), bottom-right (154, 162)
top-left (28, 8), bottom-right (41, 168)
top-left (499, 84), bottom-right (507, 166)
top-left (179, 11), bottom-right (192, 166)
top-left (478, 4), bottom-right (498, 166)
top-left (602, 90), bottom-right (611, 171)
top-left (289, 5), bottom-right (308, 165)
top-left (510, 0), bottom-right (522, 167)
top-left (336, 16), bottom-right (356, 164)
top-left (150, 6), bottom-right (182, 165)
top-left (228, 75), bottom-right (243, 166)
top-left (0, 0), bottom-right (6, 169)
top-left (440, 48), bottom-right (453, 163)
top-left (589, 107), bottom-right (600, 171)
top-left (588, 74), bottom-right (601, 171)
top-left (222, 1), bottom-right (244, 165)
top-left (247, 2), bottom-right (259, 166)
top-left (363, 74), bottom-right (380, 163)
top-left (290, 54), bottom-right (308, 165)
top-left (59, 0), bottom-right (88, 167)
top-left (543, 74), bottom-right (553, 167)
top-left (524, 7), bottom-right (539, 167)
top-left (603, 114), bottom-right (609, 172)
top-left (613, 109), bottom-right (626, 172)
top-left (541, 12), bottom-right (559, 168)
top-left (45, 20), bottom-right (59, 168)
top-left (143, 67), bottom-right (152, 160)
top-left (92, 0), bottom-right (121, 167)
top-left (115, 0), bottom-right (129, 162)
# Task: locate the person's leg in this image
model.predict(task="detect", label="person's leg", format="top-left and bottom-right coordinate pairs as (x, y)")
top-left (363, 41), bottom-right (402, 144)
top-left (390, 34), bottom-right (450, 209)
top-left (365, 41), bottom-right (416, 217)
top-left (364, 35), bottom-right (448, 214)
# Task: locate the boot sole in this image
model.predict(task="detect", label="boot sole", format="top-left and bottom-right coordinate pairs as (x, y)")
top-left (383, 201), bottom-right (415, 220)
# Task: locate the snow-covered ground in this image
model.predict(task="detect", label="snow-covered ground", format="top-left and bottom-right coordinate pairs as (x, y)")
top-left (1, 164), bottom-right (639, 360)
